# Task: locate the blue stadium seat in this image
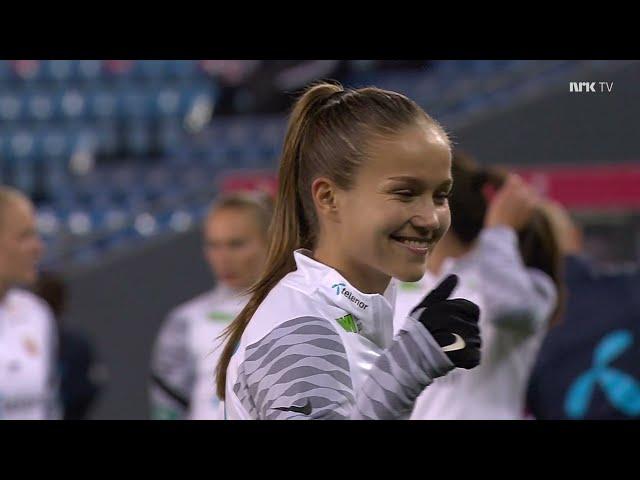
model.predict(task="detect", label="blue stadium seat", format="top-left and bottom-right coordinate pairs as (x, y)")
top-left (226, 121), bottom-right (253, 148)
top-left (0, 130), bottom-right (11, 159)
top-left (158, 185), bottom-right (183, 206)
top-left (76, 60), bottom-right (103, 82)
top-left (51, 189), bottom-right (77, 210)
top-left (257, 121), bottom-right (285, 148)
top-left (67, 209), bottom-right (94, 236)
top-left (12, 156), bottom-right (36, 193)
top-left (41, 130), bottom-right (71, 160)
top-left (36, 206), bottom-right (62, 239)
top-left (41, 60), bottom-right (74, 83)
top-left (61, 90), bottom-right (88, 120)
top-left (9, 130), bottom-right (36, 161)
top-left (132, 211), bottom-right (161, 237)
top-left (156, 210), bottom-right (175, 229)
top-left (26, 91), bottom-right (55, 122)
top-left (94, 121), bottom-right (119, 156)
top-left (0, 60), bottom-right (10, 82)
top-left (66, 129), bottom-right (98, 157)
top-left (0, 93), bottom-right (22, 122)
top-left (239, 146), bottom-right (270, 169)
top-left (42, 156), bottom-right (69, 196)
top-left (203, 144), bottom-right (232, 167)
top-left (158, 119), bottom-right (183, 152)
top-left (127, 191), bottom-right (152, 213)
top-left (88, 89), bottom-right (118, 120)
top-left (189, 202), bottom-right (209, 221)
top-left (133, 60), bottom-right (167, 80)
top-left (167, 60), bottom-right (198, 81)
top-left (123, 121), bottom-right (151, 156)
top-left (119, 88), bottom-right (152, 120)
top-left (154, 87), bottom-right (181, 117)
top-left (95, 207), bottom-right (129, 233)
top-left (88, 208), bottom-right (106, 230)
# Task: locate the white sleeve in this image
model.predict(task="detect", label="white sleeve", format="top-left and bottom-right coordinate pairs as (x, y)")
top-left (454, 226), bottom-right (557, 333)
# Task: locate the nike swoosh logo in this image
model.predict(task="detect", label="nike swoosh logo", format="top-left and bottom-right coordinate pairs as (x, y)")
top-left (274, 400), bottom-right (312, 416)
top-left (442, 333), bottom-right (466, 352)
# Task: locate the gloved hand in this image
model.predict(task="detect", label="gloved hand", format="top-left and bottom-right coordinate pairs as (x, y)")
top-left (410, 274), bottom-right (481, 369)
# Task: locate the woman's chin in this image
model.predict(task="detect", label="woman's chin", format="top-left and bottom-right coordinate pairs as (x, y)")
top-left (392, 266), bottom-right (427, 283)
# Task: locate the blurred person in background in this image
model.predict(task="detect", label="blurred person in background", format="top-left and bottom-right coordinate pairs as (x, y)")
top-left (203, 61), bottom-right (431, 117)
top-left (0, 186), bottom-right (60, 419)
top-left (209, 61), bottom-right (348, 115)
top-left (526, 201), bottom-right (640, 419)
top-left (394, 152), bottom-right (564, 419)
top-left (32, 271), bottom-right (107, 420)
top-left (150, 192), bottom-right (273, 419)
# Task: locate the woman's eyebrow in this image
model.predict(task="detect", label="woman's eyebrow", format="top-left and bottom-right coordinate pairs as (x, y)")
top-left (439, 179), bottom-right (454, 191)
top-left (387, 176), bottom-right (453, 190)
top-left (387, 176), bottom-right (424, 186)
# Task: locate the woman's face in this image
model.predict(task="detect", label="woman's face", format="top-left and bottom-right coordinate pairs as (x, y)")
top-left (204, 207), bottom-right (268, 291)
top-left (0, 196), bottom-right (44, 288)
top-left (329, 123), bottom-right (452, 288)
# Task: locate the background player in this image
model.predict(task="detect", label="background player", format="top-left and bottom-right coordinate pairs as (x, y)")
top-left (0, 186), bottom-right (60, 420)
top-left (150, 192), bottom-right (272, 419)
top-left (394, 152), bottom-right (564, 419)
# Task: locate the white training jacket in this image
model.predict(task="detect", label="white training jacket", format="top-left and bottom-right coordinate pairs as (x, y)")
top-left (150, 285), bottom-right (248, 420)
top-left (0, 288), bottom-right (60, 420)
top-left (224, 249), bottom-right (456, 420)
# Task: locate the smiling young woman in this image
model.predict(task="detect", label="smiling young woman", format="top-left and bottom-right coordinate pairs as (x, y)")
top-left (216, 82), bottom-right (482, 420)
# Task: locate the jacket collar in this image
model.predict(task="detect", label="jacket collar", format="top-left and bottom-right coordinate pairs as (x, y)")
top-left (293, 249), bottom-right (396, 348)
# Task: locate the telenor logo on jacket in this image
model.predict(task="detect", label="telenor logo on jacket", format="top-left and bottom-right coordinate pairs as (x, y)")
top-left (332, 283), bottom-right (346, 295)
top-left (565, 330), bottom-right (640, 418)
top-left (332, 283), bottom-right (368, 310)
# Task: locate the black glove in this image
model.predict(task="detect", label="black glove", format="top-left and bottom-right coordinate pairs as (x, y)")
top-left (411, 274), bottom-right (481, 369)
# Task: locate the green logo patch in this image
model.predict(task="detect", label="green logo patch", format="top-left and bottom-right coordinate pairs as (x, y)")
top-left (399, 281), bottom-right (422, 292)
top-left (336, 314), bottom-right (358, 333)
top-left (151, 406), bottom-right (180, 420)
top-left (208, 311), bottom-right (235, 322)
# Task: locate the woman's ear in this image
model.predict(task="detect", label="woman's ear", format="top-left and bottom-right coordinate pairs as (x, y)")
top-left (311, 177), bottom-right (339, 221)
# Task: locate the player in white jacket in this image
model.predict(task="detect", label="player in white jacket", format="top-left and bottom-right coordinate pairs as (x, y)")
top-left (0, 187), bottom-right (59, 420)
top-left (394, 153), bottom-right (564, 419)
top-left (216, 83), bottom-right (482, 420)
top-left (150, 192), bottom-right (272, 419)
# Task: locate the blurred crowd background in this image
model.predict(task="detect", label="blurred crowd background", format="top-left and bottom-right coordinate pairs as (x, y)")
top-left (0, 59), bottom-right (638, 419)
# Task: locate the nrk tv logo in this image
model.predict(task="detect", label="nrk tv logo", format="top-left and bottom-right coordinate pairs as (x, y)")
top-left (565, 330), bottom-right (640, 418)
top-left (569, 81), bottom-right (614, 93)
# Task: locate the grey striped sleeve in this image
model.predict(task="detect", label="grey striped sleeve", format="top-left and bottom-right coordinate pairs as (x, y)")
top-left (233, 316), bottom-right (453, 420)
top-left (149, 313), bottom-right (194, 420)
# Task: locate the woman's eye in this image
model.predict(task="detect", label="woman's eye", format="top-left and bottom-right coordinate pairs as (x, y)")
top-left (394, 190), bottom-right (414, 198)
top-left (434, 192), bottom-right (451, 205)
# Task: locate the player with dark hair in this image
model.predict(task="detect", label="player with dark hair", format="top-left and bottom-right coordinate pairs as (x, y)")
top-left (394, 152), bottom-right (563, 419)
